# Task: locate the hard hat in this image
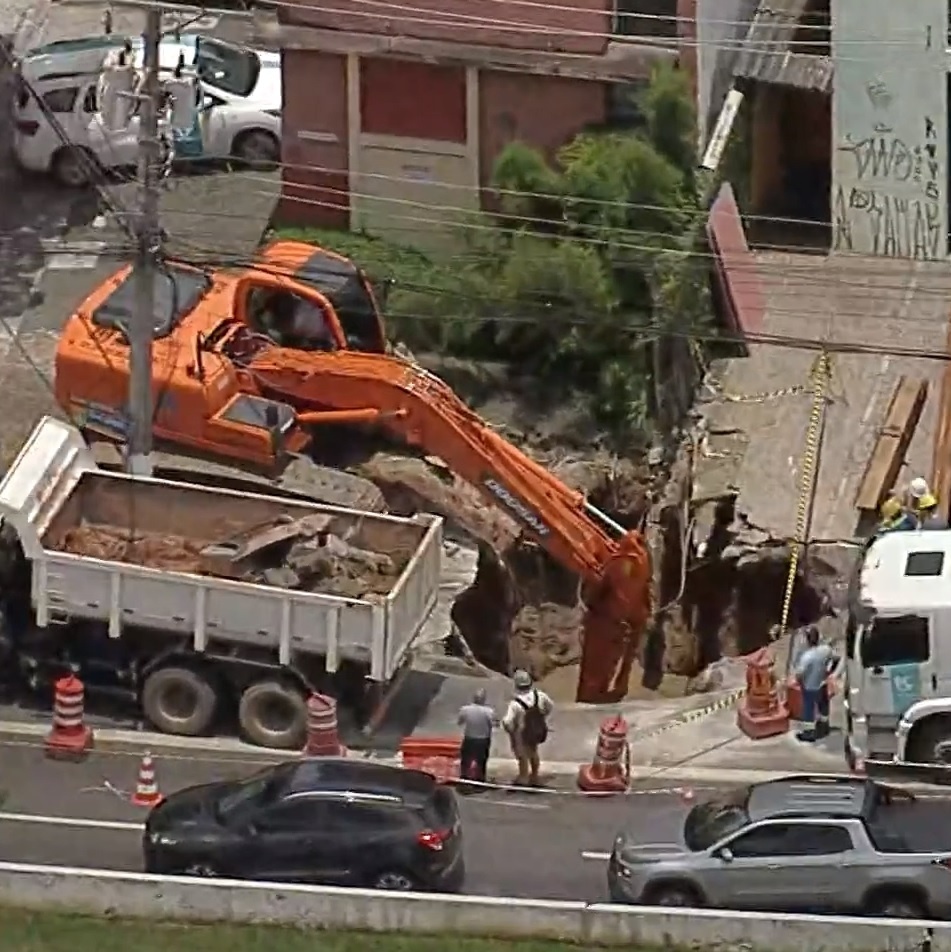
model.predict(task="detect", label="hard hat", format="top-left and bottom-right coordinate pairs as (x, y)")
top-left (918, 493), bottom-right (938, 510)
top-left (513, 669), bottom-right (532, 690)
top-left (880, 497), bottom-right (902, 520)
top-left (909, 477), bottom-right (930, 500)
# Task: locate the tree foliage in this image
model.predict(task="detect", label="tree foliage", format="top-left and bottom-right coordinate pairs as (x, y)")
top-left (277, 62), bottom-right (706, 447)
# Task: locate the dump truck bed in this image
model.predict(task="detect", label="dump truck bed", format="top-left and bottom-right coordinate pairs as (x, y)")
top-left (0, 418), bottom-right (442, 681)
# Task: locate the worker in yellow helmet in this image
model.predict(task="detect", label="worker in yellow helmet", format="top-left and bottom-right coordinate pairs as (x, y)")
top-left (916, 492), bottom-right (947, 530)
top-left (878, 496), bottom-right (916, 534)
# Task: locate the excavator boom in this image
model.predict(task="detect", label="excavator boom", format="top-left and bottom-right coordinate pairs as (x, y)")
top-left (217, 335), bottom-right (652, 702)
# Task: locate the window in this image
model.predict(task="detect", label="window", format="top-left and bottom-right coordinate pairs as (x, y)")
top-left (728, 823), bottom-right (851, 858)
top-left (255, 800), bottom-right (325, 832)
top-left (195, 37), bottom-right (260, 98)
top-left (42, 86), bottom-right (78, 113)
top-left (905, 551), bottom-right (945, 577)
top-left (861, 615), bottom-right (930, 668)
top-left (613, 0), bottom-right (678, 39)
top-left (684, 792), bottom-right (750, 851)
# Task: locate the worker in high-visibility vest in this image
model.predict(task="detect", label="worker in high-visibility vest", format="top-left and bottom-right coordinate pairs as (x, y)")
top-left (916, 492), bottom-right (947, 530)
top-left (877, 496), bottom-right (916, 534)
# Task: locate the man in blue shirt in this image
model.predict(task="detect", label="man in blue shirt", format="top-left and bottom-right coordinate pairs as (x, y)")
top-left (794, 626), bottom-right (838, 743)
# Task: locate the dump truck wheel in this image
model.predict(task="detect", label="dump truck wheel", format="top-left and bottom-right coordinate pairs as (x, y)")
top-left (239, 679), bottom-right (308, 749)
top-left (142, 666), bottom-right (218, 737)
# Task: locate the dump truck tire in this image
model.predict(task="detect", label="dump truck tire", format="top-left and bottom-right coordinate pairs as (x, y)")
top-left (239, 679), bottom-right (308, 749)
top-left (142, 666), bottom-right (219, 737)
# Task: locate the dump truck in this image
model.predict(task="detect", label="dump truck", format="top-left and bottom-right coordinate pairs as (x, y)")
top-left (0, 417), bottom-right (443, 748)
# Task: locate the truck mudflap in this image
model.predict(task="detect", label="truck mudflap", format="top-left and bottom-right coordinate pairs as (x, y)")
top-left (864, 758), bottom-right (951, 786)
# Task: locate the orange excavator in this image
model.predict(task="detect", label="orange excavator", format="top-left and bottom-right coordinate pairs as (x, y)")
top-left (54, 256), bottom-right (652, 703)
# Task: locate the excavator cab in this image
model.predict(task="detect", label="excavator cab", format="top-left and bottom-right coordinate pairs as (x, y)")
top-left (55, 263), bottom-right (311, 470)
top-left (255, 240), bottom-right (387, 354)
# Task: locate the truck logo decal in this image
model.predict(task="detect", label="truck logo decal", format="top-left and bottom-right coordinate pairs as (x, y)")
top-left (482, 477), bottom-right (549, 537)
top-left (73, 400), bottom-right (129, 438)
top-left (889, 664), bottom-right (922, 715)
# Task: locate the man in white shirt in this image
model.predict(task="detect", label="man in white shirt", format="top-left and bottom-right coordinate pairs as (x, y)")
top-left (501, 669), bottom-right (553, 787)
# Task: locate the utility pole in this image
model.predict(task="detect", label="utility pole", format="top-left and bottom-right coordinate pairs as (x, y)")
top-left (127, 7), bottom-right (162, 476)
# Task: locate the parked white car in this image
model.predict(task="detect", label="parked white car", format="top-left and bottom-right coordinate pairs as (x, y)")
top-left (13, 33), bottom-right (281, 186)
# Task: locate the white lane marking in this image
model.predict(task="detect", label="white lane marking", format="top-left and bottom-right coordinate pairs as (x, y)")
top-left (581, 851), bottom-right (611, 861)
top-left (466, 797), bottom-right (550, 811)
top-left (0, 811), bottom-right (143, 832)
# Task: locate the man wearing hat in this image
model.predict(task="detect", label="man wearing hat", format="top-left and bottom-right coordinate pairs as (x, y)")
top-left (916, 491), bottom-right (947, 530)
top-left (501, 669), bottom-right (553, 786)
top-left (878, 496), bottom-right (916, 534)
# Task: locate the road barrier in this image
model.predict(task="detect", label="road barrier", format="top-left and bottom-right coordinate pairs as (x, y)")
top-left (0, 861), bottom-right (946, 950)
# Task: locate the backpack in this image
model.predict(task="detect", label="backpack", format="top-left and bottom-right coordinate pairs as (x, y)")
top-left (517, 691), bottom-right (548, 746)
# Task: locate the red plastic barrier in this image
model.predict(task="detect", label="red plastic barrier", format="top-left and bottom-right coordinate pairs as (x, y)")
top-left (400, 737), bottom-right (461, 783)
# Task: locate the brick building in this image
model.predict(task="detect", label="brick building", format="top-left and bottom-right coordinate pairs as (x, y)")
top-left (260, 0), bottom-right (697, 250)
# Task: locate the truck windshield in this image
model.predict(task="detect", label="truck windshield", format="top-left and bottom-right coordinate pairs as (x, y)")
top-left (195, 38), bottom-right (260, 98)
top-left (860, 615), bottom-right (929, 668)
top-left (683, 789), bottom-right (750, 851)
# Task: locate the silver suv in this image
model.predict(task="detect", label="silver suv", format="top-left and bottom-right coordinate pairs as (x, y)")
top-left (608, 775), bottom-right (951, 918)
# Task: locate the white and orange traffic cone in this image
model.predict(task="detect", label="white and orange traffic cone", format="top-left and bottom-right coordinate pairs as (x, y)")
top-left (131, 752), bottom-right (163, 807)
top-left (679, 786), bottom-right (695, 804)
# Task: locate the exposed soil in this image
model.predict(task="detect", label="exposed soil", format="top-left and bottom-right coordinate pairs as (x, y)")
top-left (50, 522), bottom-right (405, 598)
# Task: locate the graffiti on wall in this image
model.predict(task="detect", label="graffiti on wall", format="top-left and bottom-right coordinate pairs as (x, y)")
top-left (833, 74), bottom-right (943, 261)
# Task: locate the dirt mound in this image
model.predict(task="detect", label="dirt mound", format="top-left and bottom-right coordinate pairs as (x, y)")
top-left (357, 453), bottom-right (518, 548)
top-left (354, 447), bottom-right (654, 692)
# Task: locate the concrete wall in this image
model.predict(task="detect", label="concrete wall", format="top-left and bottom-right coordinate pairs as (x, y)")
top-left (831, 0), bottom-right (949, 259)
top-left (1, 861), bottom-right (949, 950)
top-left (696, 0), bottom-right (758, 146)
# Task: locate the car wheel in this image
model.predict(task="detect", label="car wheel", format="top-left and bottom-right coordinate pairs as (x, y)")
top-left (645, 883), bottom-right (701, 907)
top-left (52, 146), bottom-right (94, 187)
top-left (871, 894), bottom-right (928, 918)
top-left (371, 870), bottom-right (417, 891)
top-left (232, 129), bottom-right (279, 169)
top-left (142, 666), bottom-right (219, 737)
top-left (183, 862), bottom-right (219, 878)
top-left (238, 679), bottom-right (308, 749)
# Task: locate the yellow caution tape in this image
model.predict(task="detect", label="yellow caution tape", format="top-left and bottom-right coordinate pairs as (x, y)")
top-left (778, 352), bottom-right (832, 638)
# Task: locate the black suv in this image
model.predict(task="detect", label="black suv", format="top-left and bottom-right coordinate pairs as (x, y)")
top-left (142, 758), bottom-right (465, 892)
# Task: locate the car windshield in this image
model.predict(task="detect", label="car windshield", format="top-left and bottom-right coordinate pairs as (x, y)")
top-left (683, 787), bottom-right (751, 851)
top-left (214, 766), bottom-right (287, 824)
top-left (195, 38), bottom-right (260, 98)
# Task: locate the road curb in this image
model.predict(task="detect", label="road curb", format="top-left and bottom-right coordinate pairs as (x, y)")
top-left (0, 718), bottom-right (844, 786)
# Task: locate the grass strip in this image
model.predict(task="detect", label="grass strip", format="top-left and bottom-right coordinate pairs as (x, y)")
top-left (0, 907), bottom-right (599, 952)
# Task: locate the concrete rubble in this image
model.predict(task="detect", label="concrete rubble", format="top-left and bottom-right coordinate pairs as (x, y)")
top-left (50, 515), bottom-right (406, 598)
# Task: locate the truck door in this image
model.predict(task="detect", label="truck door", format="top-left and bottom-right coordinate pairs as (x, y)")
top-left (857, 613), bottom-right (933, 734)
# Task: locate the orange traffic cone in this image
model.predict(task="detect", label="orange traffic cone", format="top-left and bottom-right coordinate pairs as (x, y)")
top-left (131, 752), bottom-right (163, 807)
top-left (679, 786), bottom-right (695, 803)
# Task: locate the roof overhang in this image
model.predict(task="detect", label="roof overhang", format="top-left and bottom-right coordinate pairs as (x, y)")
top-left (253, 11), bottom-right (676, 83)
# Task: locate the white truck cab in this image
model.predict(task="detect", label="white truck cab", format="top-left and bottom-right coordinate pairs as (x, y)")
top-left (846, 530), bottom-right (951, 772)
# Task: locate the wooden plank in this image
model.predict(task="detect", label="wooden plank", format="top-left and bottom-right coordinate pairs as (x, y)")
top-left (932, 315), bottom-right (951, 524)
top-left (855, 376), bottom-right (928, 513)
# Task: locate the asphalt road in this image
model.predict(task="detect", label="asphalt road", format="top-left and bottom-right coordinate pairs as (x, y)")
top-left (0, 742), bottom-right (695, 901)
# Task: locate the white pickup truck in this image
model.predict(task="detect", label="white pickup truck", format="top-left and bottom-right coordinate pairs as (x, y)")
top-left (0, 417), bottom-right (443, 748)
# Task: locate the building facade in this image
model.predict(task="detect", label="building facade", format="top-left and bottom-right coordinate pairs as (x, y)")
top-left (830, 0), bottom-right (948, 260)
top-left (264, 0), bottom-right (698, 250)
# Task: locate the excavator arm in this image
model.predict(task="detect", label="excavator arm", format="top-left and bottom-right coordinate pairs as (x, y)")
top-left (222, 335), bottom-right (652, 703)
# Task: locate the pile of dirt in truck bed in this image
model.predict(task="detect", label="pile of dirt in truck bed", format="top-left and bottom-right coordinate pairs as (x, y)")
top-left (51, 522), bottom-right (405, 599)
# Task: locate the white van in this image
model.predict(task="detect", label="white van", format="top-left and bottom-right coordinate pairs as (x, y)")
top-left (845, 529), bottom-right (951, 772)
